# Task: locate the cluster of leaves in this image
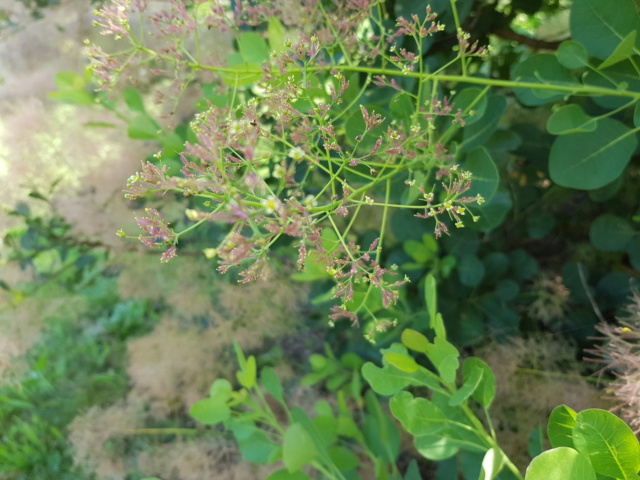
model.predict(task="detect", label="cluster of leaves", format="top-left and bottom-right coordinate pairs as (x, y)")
top-left (185, 278), bottom-right (640, 480)
top-left (24, 0), bottom-right (640, 478)
top-left (0, 198), bottom-right (159, 479)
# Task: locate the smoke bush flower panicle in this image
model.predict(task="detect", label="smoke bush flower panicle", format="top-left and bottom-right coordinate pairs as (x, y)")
top-left (136, 208), bottom-right (176, 252)
top-left (590, 289), bottom-right (640, 433)
top-left (97, 0), bottom-right (488, 324)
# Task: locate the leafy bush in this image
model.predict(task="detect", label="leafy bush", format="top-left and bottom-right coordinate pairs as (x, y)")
top-left (3, 0), bottom-right (639, 478)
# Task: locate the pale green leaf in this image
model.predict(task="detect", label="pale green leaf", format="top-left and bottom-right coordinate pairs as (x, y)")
top-left (599, 30), bottom-right (637, 69)
top-left (401, 329), bottom-right (430, 353)
top-left (548, 405), bottom-right (577, 448)
top-left (524, 447), bottom-right (596, 480)
top-left (189, 397), bottom-right (230, 425)
top-left (283, 423), bottom-right (318, 472)
top-left (572, 409), bottom-right (640, 479)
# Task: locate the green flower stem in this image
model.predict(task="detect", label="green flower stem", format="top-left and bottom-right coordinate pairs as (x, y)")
top-left (173, 217), bottom-right (209, 244)
top-left (129, 41), bottom-right (640, 100)
top-left (449, 0), bottom-right (467, 76)
top-left (376, 179), bottom-right (391, 263)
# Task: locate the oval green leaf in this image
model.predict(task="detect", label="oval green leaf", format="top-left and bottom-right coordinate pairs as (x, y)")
top-left (465, 357), bottom-right (496, 408)
top-left (590, 214), bottom-right (635, 252)
top-left (512, 54), bottom-right (578, 106)
top-left (548, 405), bottom-right (577, 449)
top-left (524, 447), bottom-right (596, 480)
top-left (546, 104), bottom-right (597, 135)
top-left (464, 147), bottom-right (499, 203)
top-left (453, 87), bottom-right (489, 126)
top-left (189, 397), bottom-right (231, 425)
top-left (401, 329), bottom-right (430, 353)
top-left (570, 0), bottom-right (640, 60)
top-left (556, 41), bottom-right (589, 69)
top-left (457, 254), bottom-right (485, 287)
top-left (384, 352), bottom-right (420, 373)
top-left (572, 409), bottom-right (640, 479)
top-left (283, 423), bottom-right (318, 472)
top-left (549, 118), bottom-right (637, 190)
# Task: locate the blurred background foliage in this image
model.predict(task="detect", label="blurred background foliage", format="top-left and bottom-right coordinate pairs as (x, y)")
top-left (0, 0), bottom-right (638, 479)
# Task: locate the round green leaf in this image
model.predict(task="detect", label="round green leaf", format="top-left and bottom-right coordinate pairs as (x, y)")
top-left (524, 447), bottom-right (596, 480)
top-left (453, 87), bottom-right (488, 126)
top-left (557, 41), bottom-right (589, 69)
top-left (384, 352), bottom-right (419, 373)
top-left (362, 362), bottom-right (411, 396)
top-left (414, 435), bottom-right (459, 460)
top-left (573, 409), bottom-right (640, 479)
top-left (549, 118), bottom-right (637, 190)
top-left (457, 254), bottom-right (485, 287)
top-left (401, 329), bottom-right (430, 353)
top-left (266, 469), bottom-right (310, 480)
top-left (548, 405), bottom-right (577, 449)
top-left (189, 397), bottom-right (231, 425)
top-left (570, 0), bottom-right (640, 60)
top-left (389, 391), bottom-right (447, 437)
top-left (460, 95), bottom-right (506, 152)
top-left (527, 211), bottom-right (556, 239)
top-left (512, 54), bottom-right (578, 106)
top-left (627, 236), bottom-right (640, 271)
top-left (464, 148), bottom-right (499, 203)
top-left (464, 357), bottom-right (496, 408)
top-left (283, 423), bottom-right (317, 472)
top-left (546, 105), bottom-right (597, 135)
top-left (209, 378), bottom-right (233, 401)
top-left (495, 279), bottom-right (520, 302)
top-left (468, 191), bottom-right (513, 232)
top-left (589, 214), bottom-right (635, 252)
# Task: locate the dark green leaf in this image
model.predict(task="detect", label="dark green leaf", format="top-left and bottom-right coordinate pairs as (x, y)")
top-left (528, 426), bottom-right (544, 459)
top-left (556, 41), bottom-right (589, 69)
top-left (464, 148), bottom-right (499, 203)
top-left (404, 459), bottom-right (422, 480)
top-left (599, 30), bottom-right (637, 69)
top-left (570, 0), bottom-right (640, 60)
top-left (457, 254), bottom-right (485, 287)
top-left (453, 87), bottom-right (489, 126)
top-left (627, 237), bottom-right (640, 271)
top-left (461, 96), bottom-right (507, 152)
top-left (549, 118), bottom-right (637, 190)
top-left (590, 214), bottom-right (635, 251)
top-left (527, 211), bottom-right (556, 239)
top-left (546, 104), bottom-right (597, 135)
top-left (512, 54), bottom-right (578, 106)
